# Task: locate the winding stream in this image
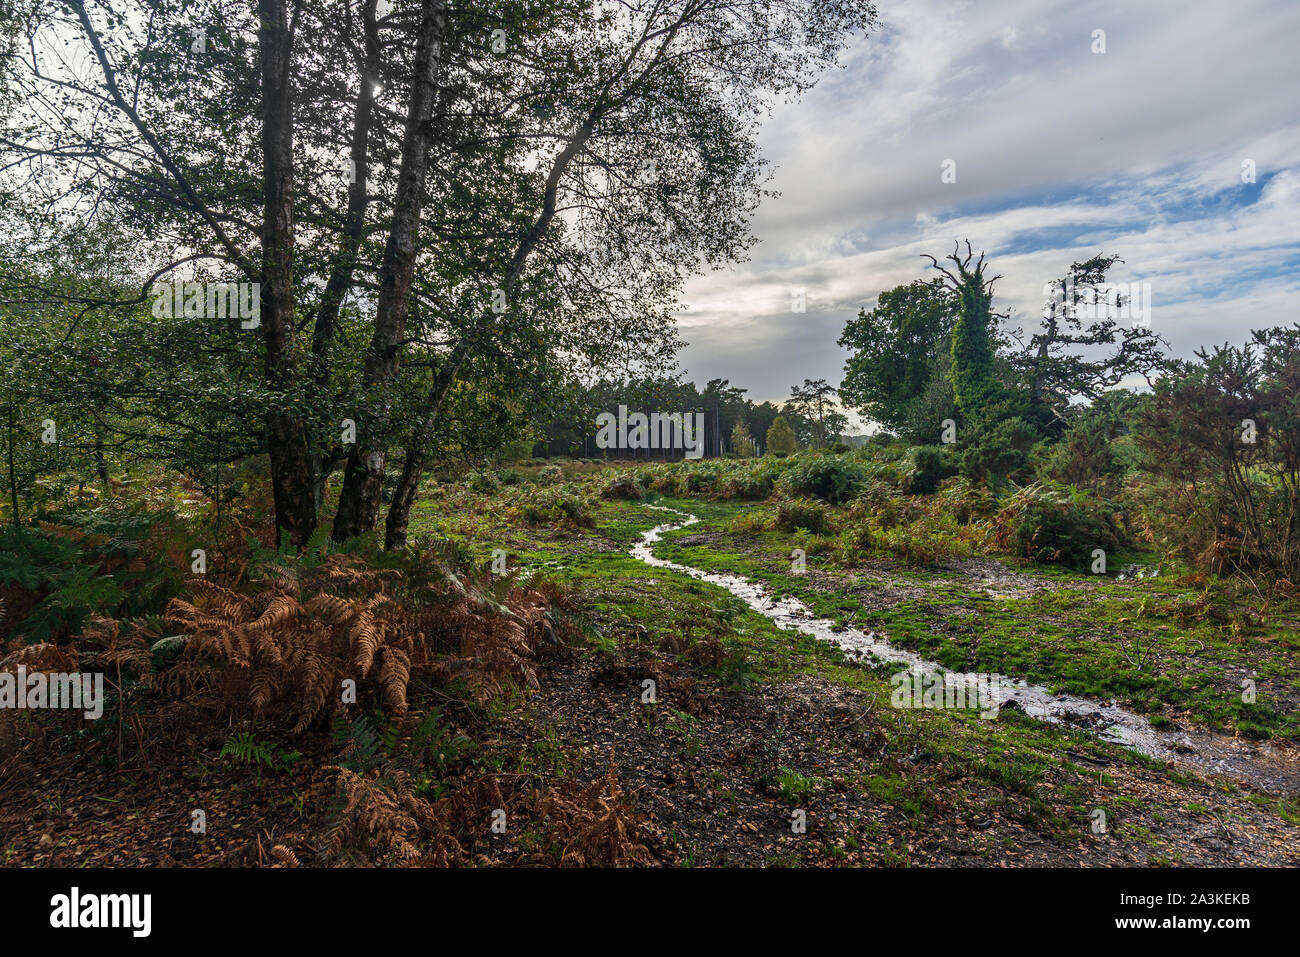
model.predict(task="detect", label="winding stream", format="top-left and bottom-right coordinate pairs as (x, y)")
top-left (631, 504), bottom-right (1299, 796)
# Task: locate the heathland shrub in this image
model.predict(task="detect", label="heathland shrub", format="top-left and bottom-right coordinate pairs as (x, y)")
top-left (466, 470), bottom-right (501, 494)
top-left (1036, 408), bottom-right (1127, 495)
top-left (994, 482), bottom-right (1121, 569)
top-left (958, 416), bottom-right (1040, 484)
top-left (1132, 326), bottom-right (1300, 579)
top-left (600, 472), bottom-right (646, 500)
top-left (775, 498), bottom-right (831, 534)
top-left (717, 457), bottom-right (784, 499)
top-left (630, 457), bottom-right (789, 501)
top-left (837, 494), bottom-right (981, 566)
top-left (901, 445), bottom-right (953, 494)
top-left (682, 461), bottom-right (724, 495)
top-left (934, 477), bottom-right (999, 525)
top-left (871, 518), bottom-right (977, 566)
top-left (776, 454), bottom-right (865, 504)
top-left (518, 486), bottom-right (595, 528)
top-left (851, 476), bottom-right (896, 509)
top-left (727, 510), bottom-right (771, 536)
top-left (858, 455), bottom-right (907, 491)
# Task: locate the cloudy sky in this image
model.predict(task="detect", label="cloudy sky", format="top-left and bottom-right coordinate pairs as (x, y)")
top-left (673, 0), bottom-right (1300, 416)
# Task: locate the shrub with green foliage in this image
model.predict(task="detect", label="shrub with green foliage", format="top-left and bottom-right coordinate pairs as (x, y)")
top-left (600, 472), bottom-right (646, 500)
top-left (1035, 406), bottom-right (1128, 495)
top-left (851, 475), bottom-right (896, 509)
top-left (681, 462), bottom-right (724, 495)
top-left (776, 454), bottom-right (865, 504)
top-left (633, 456), bottom-right (788, 500)
top-left (901, 445), bottom-right (953, 494)
top-left (934, 477), bottom-right (999, 525)
top-left (838, 493), bottom-right (982, 566)
top-left (466, 470), bottom-right (501, 494)
top-left (717, 457), bottom-right (783, 499)
top-left (957, 416), bottom-right (1040, 484)
top-left (775, 498), bottom-right (831, 534)
top-left (995, 482), bottom-right (1122, 569)
top-left (1132, 326), bottom-right (1300, 578)
top-left (517, 485), bottom-right (595, 528)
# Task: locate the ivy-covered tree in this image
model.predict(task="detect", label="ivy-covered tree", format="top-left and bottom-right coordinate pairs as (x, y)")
top-left (923, 242), bottom-right (1006, 431)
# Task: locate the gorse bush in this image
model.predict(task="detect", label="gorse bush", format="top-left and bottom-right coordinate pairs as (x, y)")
top-left (775, 498), bottom-right (831, 534)
top-left (517, 485), bottom-right (595, 528)
top-left (776, 454), bottom-right (865, 504)
top-left (599, 472), bottom-right (646, 500)
top-left (957, 416), bottom-right (1040, 484)
top-left (994, 482), bottom-right (1122, 570)
top-left (1037, 406), bottom-right (1128, 495)
top-left (1133, 325), bottom-right (1300, 579)
top-left (901, 445), bottom-right (953, 494)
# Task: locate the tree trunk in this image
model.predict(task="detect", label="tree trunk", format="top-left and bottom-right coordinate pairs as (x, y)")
top-left (259, 0), bottom-right (319, 548)
top-left (333, 0), bottom-right (446, 543)
top-left (383, 345), bottom-right (468, 549)
top-left (380, 101), bottom-right (598, 548)
top-left (307, 2), bottom-right (382, 511)
top-left (310, 0), bottom-right (380, 379)
top-left (93, 414), bottom-right (109, 484)
top-left (6, 399), bottom-right (18, 526)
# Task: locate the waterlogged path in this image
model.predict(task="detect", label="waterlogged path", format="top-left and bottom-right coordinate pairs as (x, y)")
top-left (631, 504), bottom-right (1300, 796)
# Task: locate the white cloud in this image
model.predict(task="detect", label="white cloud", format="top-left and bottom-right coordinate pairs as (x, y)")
top-left (674, 0), bottom-right (1300, 406)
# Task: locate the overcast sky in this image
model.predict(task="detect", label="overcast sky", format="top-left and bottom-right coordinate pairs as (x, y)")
top-left (673, 0), bottom-right (1300, 415)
